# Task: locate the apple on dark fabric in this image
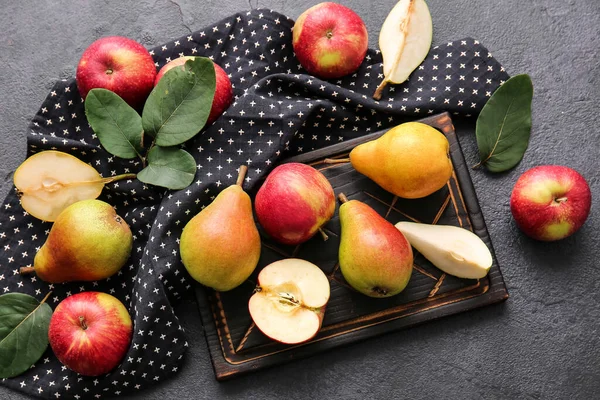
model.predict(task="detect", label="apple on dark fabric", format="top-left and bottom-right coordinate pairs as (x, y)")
top-left (154, 56), bottom-right (233, 125)
top-left (48, 292), bottom-right (133, 376)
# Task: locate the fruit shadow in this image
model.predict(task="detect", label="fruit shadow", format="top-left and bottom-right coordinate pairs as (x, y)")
top-left (515, 226), bottom-right (583, 271)
top-left (214, 299), bottom-right (509, 394)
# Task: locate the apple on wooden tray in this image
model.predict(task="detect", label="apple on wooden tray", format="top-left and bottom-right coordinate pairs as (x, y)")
top-left (249, 259), bottom-right (330, 344)
top-left (510, 165), bottom-right (592, 241)
top-left (255, 163), bottom-right (335, 246)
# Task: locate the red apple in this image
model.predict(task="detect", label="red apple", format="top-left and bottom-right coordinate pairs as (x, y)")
top-left (76, 36), bottom-right (156, 108)
top-left (248, 259), bottom-right (330, 344)
top-left (48, 292), bottom-right (133, 376)
top-left (510, 165), bottom-right (592, 241)
top-left (255, 163), bottom-right (335, 245)
top-left (155, 56), bottom-right (233, 125)
top-left (292, 2), bottom-right (368, 79)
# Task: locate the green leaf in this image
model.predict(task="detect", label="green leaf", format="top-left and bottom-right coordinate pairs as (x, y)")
top-left (84, 88), bottom-right (144, 159)
top-left (0, 292), bottom-right (53, 378)
top-left (475, 74), bottom-right (534, 172)
top-left (142, 57), bottom-right (216, 147)
top-left (137, 146), bottom-right (196, 190)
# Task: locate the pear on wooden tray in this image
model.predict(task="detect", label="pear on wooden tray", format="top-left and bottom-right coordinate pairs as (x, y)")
top-left (20, 199), bottom-right (133, 283)
top-left (179, 166), bottom-right (261, 292)
top-left (248, 259), bottom-right (330, 345)
top-left (13, 150), bottom-right (135, 221)
top-left (338, 193), bottom-right (414, 298)
top-left (395, 222), bottom-right (492, 279)
top-left (349, 122), bottom-right (452, 199)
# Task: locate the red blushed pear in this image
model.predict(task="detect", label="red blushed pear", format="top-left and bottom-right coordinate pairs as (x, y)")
top-left (48, 292), bottom-right (133, 376)
top-left (292, 2), bottom-right (368, 79)
top-left (179, 166), bottom-right (261, 291)
top-left (76, 36), bottom-right (156, 108)
top-left (255, 163), bottom-right (336, 245)
top-left (154, 56), bottom-right (233, 124)
top-left (510, 165), bottom-right (592, 241)
top-left (338, 193), bottom-right (413, 298)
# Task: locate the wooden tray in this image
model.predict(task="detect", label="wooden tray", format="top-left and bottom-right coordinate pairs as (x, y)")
top-left (195, 112), bottom-right (508, 380)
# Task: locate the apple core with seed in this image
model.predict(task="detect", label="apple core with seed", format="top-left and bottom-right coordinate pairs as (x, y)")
top-left (248, 259), bottom-right (330, 344)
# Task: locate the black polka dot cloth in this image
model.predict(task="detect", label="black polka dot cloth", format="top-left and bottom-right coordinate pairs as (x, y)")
top-left (0, 9), bottom-right (509, 399)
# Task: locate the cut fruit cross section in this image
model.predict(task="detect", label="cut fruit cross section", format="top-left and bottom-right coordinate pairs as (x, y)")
top-left (374, 0), bottom-right (433, 99)
top-left (395, 222), bottom-right (492, 279)
top-left (248, 259), bottom-right (330, 345)
top-left (13, 151), bottom-right (135, 221)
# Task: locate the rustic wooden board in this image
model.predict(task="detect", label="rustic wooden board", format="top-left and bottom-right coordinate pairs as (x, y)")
top-left (195, 112), bottom-right (508, 380)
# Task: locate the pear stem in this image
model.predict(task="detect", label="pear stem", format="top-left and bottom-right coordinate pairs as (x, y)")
top-left (323, 158), bottom-right (350, 164)
top-left (40, 291), bottom-right (52, 305)
top-left (373, 80), bottom-right (389, 100)
top-left (236, 165), bottom-right (248, 187)
top-left (79, 316), bottom-right (88, 330)
top-left (101, 173), bottom-right (137, 184)
top-left (318, 228), bottom-right (329, 241)
top-left (19, 266), bottom-right (35, 275)
top-left (338, 193), bottom-right (349, 203)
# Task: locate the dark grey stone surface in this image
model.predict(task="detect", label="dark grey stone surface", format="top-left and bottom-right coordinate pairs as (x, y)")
top-left (1, 0), bottom-right (598, 399)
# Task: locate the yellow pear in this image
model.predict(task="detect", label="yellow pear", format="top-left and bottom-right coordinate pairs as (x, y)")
top-left (350, 122), bottom-right (452, 199)
top-left (179, 166), bottom-right (261, 292)
top-left (21, 199), bottom-right (133, 282)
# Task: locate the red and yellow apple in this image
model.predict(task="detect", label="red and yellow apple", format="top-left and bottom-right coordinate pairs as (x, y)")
top-left (510, 165), bottom-right (592, 241)
top-left (255, 163), bottom-right (335, 245)
top-left (292, 2), bottom-right (368, 79)
top-left (155, 56), bottom-right (233, 125)
top-left (76, 36), bottom-right (156, 108)
top-left (48, 292), bottom-right (133, 376)
top-left (248, 259), bottom-right (330, 344)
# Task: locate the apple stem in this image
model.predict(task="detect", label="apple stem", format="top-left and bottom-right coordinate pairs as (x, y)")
top-left (101, 173), bottom-right (137, 184)
top-left (338, 193), bottom-right (349, 204)
top-left (373, 80), bottom-right (389, 100)
top-left (318, 228), bottom-right (329, 241)
top-left (323, 158), bottom-right (350, 164)
top-left (79, 316), bottom-right (88, 330)
top-left (19, 266), bottom-right (35, 275)
top-left (236, 165), bottom-right (248, 187)
top-left (555, 196), bottom-right (568, 203)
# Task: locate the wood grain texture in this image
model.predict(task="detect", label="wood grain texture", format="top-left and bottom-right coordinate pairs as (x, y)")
top-left (195, 112), bottom-right (508, 380)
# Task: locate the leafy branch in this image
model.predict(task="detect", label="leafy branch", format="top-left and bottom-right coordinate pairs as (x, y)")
top-left (84, 57), bottom-right (216, 190)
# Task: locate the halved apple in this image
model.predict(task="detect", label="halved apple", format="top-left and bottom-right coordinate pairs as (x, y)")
top-left (248, 258), bottom-right (330, 345)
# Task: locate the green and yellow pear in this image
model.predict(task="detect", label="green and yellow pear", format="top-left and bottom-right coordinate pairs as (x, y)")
top-left (20, 199), bottom-right (132, 282)
top-left (349, 122), bottom-right (452, 199)
top-left (338, 193), bottom-right (413, 298)
top-left (179, 166), bottom-right (261, 292)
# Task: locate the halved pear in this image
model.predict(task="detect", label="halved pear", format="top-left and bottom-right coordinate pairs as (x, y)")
top-left (248, 259), bottom-right (330, 345)
top-left (395, 222), bottom-right (492, 279)
top-left (374, 0), bottom-right (433, 99)
top-left (13, 151), bottom-right (135, 222)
